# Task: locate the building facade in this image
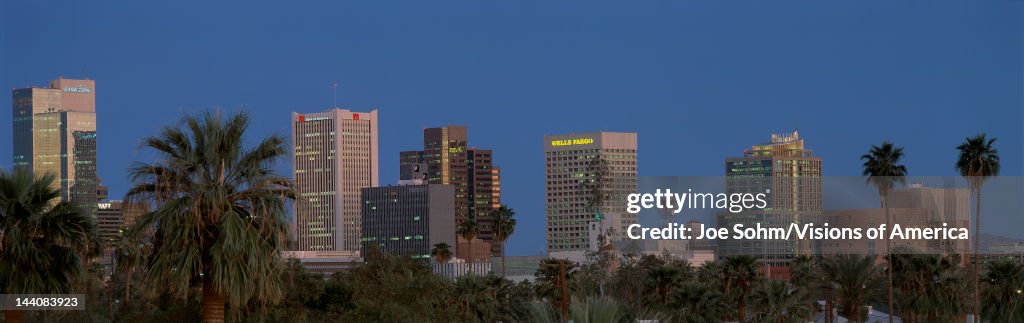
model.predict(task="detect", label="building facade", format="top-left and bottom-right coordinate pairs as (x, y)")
top-left (718, 130), bottom-right (822, 268)
top-left (292, 109), bottom-right (379, 253)
top-left (544, 132), bottom-right (638, 254)
top-left (400, 126), bottom-right (502, 257)
top-left (360, 184), bottom-right (456, 259)
top-left (11, 78), bottom-right (98, 211)
top-left (95, 200), bottom-right (149, 243)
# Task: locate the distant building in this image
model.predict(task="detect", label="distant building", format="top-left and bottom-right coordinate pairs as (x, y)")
top-left (292, 109), bottom-right (379, 253)
top-left (718, 131), bottom-right (822, 268)
top-left (400, 126), bottom-right (501, 258)
top-left (886, 183), bottom-right (971, 257)
top-left (544, 132), bottom-right (638, 254)
top-left (95, 200), bottom-right (149, 243)
top-left (12, 77), bottom-right (98, 211)
top-left (360, 184), bottom-right (456, 259)
top-left (821, 184), bottom-right (972, 263)
top-left (281, 250), bottom-right (362, 275)
top-left (821, 208), bottom-right (929, 260)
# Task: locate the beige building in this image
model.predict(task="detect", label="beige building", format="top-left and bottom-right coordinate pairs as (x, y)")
top-left (12, 77), bottom-right (98, 210)
top-left (544, 131), bottom-right (637, 253)
top-left (822, 184), bottom-right (972, 262)
top-left (292, 109), bottom-right (378, 253)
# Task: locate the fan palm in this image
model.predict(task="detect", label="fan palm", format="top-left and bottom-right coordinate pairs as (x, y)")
top-left (955, 133), bottom-right (1000, 321)
top-left (723, 255), bottom-right (761, 323)
top-left (861, 141), bottom-right (907, 323)
top-left (112, 226), bottom-right (145, 308)
top-left (821, 255), bottom-right (881, 323)
top-left (492, 205), bottom-right (516, 277)
top-left (790, 255), bottom-right (822, 320)
top-left (670, 282), bottom-right (728, 323)
top-left (457, 219), bottom-right (481, 268)
top-left (534, 258), bottom-right (577, 310)
top-left (451, 274), bottom-right (500, 322)
top-left (124, 110), bottom-right (295, 323)
top-left (0, 169), bottom-right (95, 323)
top-left (891, 251), bottom-right (967, 322)
top-left (980, 260), bottom-right (1024, 321)
top-left (749, 280), bottom-right (811, 323)
top-left (431, 242), bottom-right (453, 264)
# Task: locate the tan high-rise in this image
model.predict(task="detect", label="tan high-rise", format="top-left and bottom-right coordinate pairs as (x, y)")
top-left (544, 132), bottom-right (638, 253)
top-left (11, 77), bottom-right (98, 209)
top-left (292, 109), bottom-right (378, 253)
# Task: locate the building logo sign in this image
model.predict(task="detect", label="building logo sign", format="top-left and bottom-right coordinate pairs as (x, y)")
top-left (550, 138), bottom-right (595, 147)
top-left (63, 86), bottom-right (92, 94)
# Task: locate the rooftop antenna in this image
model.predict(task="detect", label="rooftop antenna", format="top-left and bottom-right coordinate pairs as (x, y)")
top-left (332, 81), bottom-right (339, 108)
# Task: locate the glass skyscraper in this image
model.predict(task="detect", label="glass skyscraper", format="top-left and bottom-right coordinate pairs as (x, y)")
top-left (11, 77), bottom-right (98, 211)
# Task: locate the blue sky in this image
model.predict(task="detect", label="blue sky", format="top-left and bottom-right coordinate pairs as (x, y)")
top-left (2, 1), bottom-right (1021, 256)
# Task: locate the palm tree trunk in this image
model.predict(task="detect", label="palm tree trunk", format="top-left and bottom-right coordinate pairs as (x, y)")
top-left (738, 297), bottom-right (746, 323)
top-left (4, 310), bottom-right (23, 323)
top-left (124, 269), bottom-right (131, 307)
top-left (501, 240), bottom-right (506, 277)
top-left (973, 187), bottom-right (981, 322)
top-left (884, 195), bottom-right (894, 323)
top-left (202, 277), bottom-right (226, 323)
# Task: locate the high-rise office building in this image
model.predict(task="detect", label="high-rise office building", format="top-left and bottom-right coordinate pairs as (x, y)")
top-left (360, 184), bottom-right (456, 259)
top-left (11, 77), bottom-right (98, 211)
top-left (718, 130), bottom-right (822, 268)
top-left (292, 109), bottom-right (379, 253)
top-left (400, 126), bottom-right (502, 257)
top-left (544, 132), bottom-right (638, 254)
top-left (95, 200), bottom-right (149, 243)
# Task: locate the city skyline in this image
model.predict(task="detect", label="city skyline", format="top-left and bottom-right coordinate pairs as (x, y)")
top-left (3, 1), bottom-right (1021, 257)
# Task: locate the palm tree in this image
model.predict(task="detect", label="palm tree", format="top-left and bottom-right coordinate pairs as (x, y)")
top-left (124, 110), bottom-right (295, 323)
top-left (112, 226), bottom-right (144, 308)
top-left (646, 262), bottom-right (690, 306)
top-left (749, 280), bottom-right (811, 323)
top-left (0, 169), bottom-right (95, 323)
top-left (670, 282), bottom-right (729, 323)
top-left (821, 255), bottom-right (881, 323)
top-left (956, 133), bottom-right (1000, 321)
top-left (431, 242), bottom-right (453, 264)
top-left (534, 258), bottom-right (577, 309)
top-left (891, 251), bottom-right (967, 322)
top-left (451, 274), bottom-right (499, 321)
top-left (456, 219), bottom-right (480, 262)
top-left (723, 255), bottom-right (761, 323)
top-left (492, 205), bottom-right (516, 277)
top-left (980, 260), bottom-right (1024, 321)
top-left (790, 255), bottom-right (822, 320)
top-left (861, 141), bottom-right (907, 323)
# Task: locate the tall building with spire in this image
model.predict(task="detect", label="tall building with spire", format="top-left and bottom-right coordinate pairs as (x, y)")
top-left (292, 108), bottom-right (379, 253)
top-left (11, 77), bottom-right (98, 212)
top-left (718, 130), bottom-right (822, 271)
